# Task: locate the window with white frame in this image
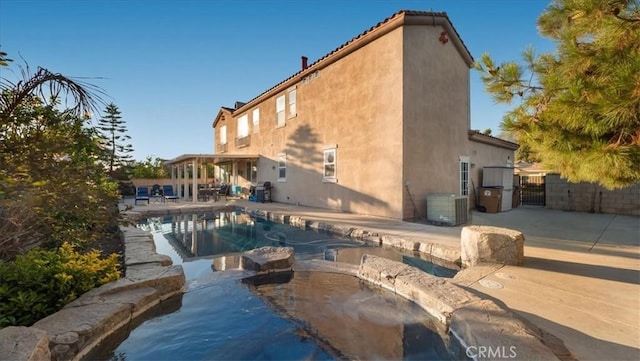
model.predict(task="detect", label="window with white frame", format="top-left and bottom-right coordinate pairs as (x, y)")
top-left (220, 125), bottom-right (227, 144)
top-left (276, 95), bottom-right (285, 127)
top-left (277, 154), bottom-right (286, 181)
top-left (459, 156), bottom-right (469, 196)
top-left (237, 114), bottom-right (249, 138)
top-left (288, 88), bottom-right (296, 117)
top-left (245, 161), bottom-right (257, 183)
top-left (252, 108), bottom-right (260, 134)
top-left (323, 146), bottom-right (337, 182)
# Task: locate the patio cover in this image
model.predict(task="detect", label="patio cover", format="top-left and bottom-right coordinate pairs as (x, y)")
top-left (164, 153), bottom-right (259, 165)
top-left (164, 153), bottom-right (259, 203)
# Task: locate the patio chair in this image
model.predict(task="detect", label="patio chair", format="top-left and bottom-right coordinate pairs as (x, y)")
top-left (162, 185), bottom-right (179, 203)
top-left (198, 185), bottom-right (211, 202)
top-left (135, 186), bottom-right (150, 205)
top-left (217, 184), bottom-right (229, 201)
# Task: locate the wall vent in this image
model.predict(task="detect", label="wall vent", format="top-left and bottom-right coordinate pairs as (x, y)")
top-left (426, 194), bottom-right (468, 226)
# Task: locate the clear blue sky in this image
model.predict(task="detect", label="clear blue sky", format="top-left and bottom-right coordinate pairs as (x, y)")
top-left (0, 0), bottom-right (555, 161)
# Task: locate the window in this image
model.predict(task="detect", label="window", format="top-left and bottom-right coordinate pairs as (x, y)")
top-left (237, 114), bottom-right (249, 138)
top-left (246, 161), bottom-right (257, 183)
top-left (323, 147), bottom-right (337, 182)
top-left (288, 88), bottom-right (296, 117)
top-left (220, 125), bottom-right (227, 144)
top-left (459, 156), bottom-right (469, 196)
top-left (252, 108), bottom-right (260, 134)
top-left (277, 153), bottom-right (286, 181)
top-left (276, 95), bottom-right (285, 127)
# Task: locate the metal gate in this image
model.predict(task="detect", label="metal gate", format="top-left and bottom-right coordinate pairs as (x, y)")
top-left (520, 175), bottom-right (546, 206)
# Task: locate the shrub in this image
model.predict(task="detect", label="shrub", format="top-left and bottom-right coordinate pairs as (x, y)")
top-left (0, 242), bottom-right (120, 328)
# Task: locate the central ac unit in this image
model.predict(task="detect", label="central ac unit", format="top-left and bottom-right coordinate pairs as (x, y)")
top-left (426, 194), bottom-right (468, 226)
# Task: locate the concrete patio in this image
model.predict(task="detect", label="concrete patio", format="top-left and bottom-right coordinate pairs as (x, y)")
top-left (125, 197), bottom-right (640, 361)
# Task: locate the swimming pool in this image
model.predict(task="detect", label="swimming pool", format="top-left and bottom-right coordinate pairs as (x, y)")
top-left (140, 210), bottom-right (458, 279)
top-left (92, 210), bottom-right (458, 360)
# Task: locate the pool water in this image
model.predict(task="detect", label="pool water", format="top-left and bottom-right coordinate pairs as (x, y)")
top-left (98, 270), bottom-right (336, 361)
top-left (92, 210), bottom-right (457, 360)
top-left (141, 210), bottom-right (458, 279)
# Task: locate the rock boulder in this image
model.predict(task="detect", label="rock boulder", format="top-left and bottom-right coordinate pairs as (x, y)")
top-left (0, 326), bottom-right (50, 361)
top-left (242, 246), bottom-right (295, 272)
top-left (461, 226), bottom-right (524, 268)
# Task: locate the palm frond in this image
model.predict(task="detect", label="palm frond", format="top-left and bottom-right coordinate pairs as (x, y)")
top-left (1, 63), bottom-right (106, 120)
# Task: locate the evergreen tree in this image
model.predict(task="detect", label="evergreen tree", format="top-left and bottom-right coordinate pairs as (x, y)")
top-left (0, 52), bottom-right (121, 257)
top-left (474, 0), bottom-right (640, 189)
top-left (97, 103), bottom-right (133, 177)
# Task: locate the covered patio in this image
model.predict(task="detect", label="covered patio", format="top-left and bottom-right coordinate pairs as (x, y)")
top-left (164, 153), bottom-right (260, 203)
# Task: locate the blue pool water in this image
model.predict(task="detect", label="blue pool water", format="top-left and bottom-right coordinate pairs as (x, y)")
top-left (93, 210), bottom-right (457, 360)
top-left (140, 210), bottom-right (458, 279)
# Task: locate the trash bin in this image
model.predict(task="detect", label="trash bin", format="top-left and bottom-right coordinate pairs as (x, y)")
top-left (478, 187), bottom-right (502, 213)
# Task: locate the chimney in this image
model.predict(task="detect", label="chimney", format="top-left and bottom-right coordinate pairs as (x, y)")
top-left (301, 56), bottom-right (308, 70)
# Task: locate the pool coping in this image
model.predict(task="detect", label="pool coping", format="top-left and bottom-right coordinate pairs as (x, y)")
top-left (0, 204), bottom-right (572, 361)
top-left (0, 225), bottom-right (187, 361)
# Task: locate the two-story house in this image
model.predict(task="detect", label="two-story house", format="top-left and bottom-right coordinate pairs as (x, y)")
top-left (175, 10), bottom-right (517, 220)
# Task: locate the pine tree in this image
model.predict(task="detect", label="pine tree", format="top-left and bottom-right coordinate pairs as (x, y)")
top-left (474, 0), bottom-right (640, 189)
top-left (97, 103), bottom-right (133, 177)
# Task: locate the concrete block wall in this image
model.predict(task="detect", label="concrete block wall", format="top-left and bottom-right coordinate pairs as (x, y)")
top-left (545, 174), bottom-right (640, 216)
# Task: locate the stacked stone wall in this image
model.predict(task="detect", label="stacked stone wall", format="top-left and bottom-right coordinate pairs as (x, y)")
top-left (545, 174), bottom-right (640, 216)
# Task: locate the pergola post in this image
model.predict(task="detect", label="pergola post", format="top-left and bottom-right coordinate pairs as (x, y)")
top-left (171, 165), bottom-right (176, 196)
top-left (183, 162), bottom-right (188, 200)
top-left (176, 166), bottom-right (182, 199)
top-left (192, 158), bottom-right (198, 203)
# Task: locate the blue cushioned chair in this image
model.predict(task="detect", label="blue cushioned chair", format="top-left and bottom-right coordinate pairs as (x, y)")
top-left (135, 186), bottom-right (150, 205)
top-left (162, 185), bottom-right (179, 202)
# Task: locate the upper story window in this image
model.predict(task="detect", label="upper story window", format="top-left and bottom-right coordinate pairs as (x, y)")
top-left (220, 125), bottom-right (227, 144)
top-left (252, 108), bottom-right (260, 134)
top-left (288, 88), bottom-right (296, 118)
top-left (217, 125), bottom-right (228, 153)
top-left (276, 95), bottom-right (285, 128)
top-left (237, 114), bottom-right (249, 138)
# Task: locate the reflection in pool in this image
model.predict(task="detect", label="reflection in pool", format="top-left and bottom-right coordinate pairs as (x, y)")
top-left (93, 210), bottom-right (458, 360)
top-left (244, 271), bottom-right (452, 361)
top-left (141, 210), bottom-right (458, 279)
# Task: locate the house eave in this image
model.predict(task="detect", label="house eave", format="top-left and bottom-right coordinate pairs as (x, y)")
top-left (212, 108), bottom-right (234, 128)
top-left (231, 11), bottom-right (473, 116)
top-left (469, 130), bottom-right (519, 150)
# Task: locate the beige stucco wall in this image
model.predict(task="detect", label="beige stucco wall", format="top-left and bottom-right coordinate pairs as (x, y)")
top-left (215, 27), bottom-right (405, 219)
top-left (211, 15), bottom-right (490, 220)
top-left (402, 25), bottom-right (471, 219)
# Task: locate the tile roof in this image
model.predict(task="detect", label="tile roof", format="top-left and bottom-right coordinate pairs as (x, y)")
top-left (224, 10), bottom-right (474, 116)
top-left (468, 130), bottom-right (520, 150)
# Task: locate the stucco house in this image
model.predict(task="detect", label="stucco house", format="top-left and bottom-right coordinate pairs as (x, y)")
top-left (175, 10), bottom-right (517, 220)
